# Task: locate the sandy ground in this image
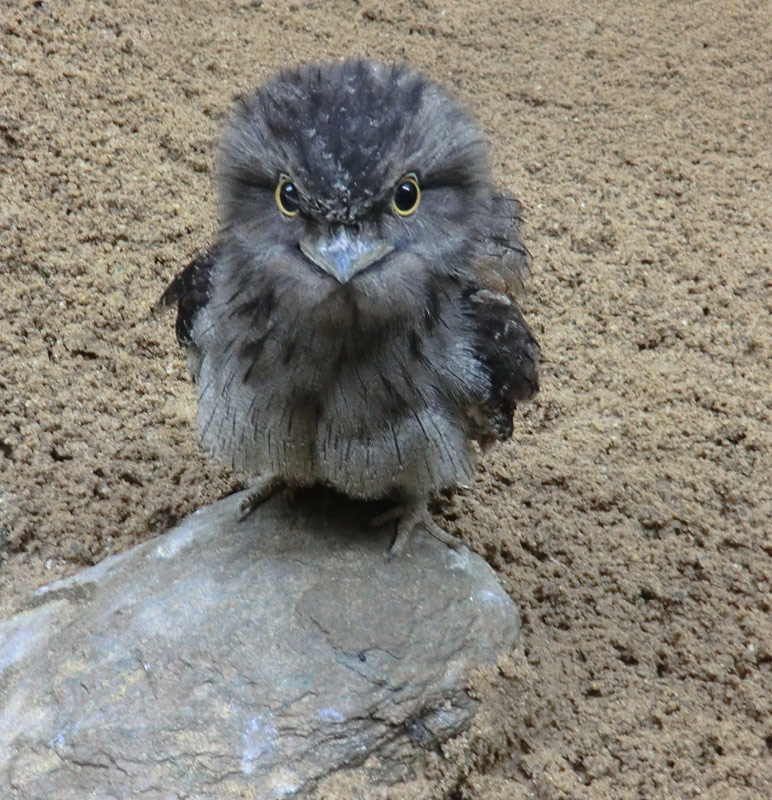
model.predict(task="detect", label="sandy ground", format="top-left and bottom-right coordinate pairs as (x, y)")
top-left (1, 0), bottom-right (771, 797)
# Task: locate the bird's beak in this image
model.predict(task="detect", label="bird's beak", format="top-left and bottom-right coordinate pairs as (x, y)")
top-left (300, 227), bottom-right (393, 284)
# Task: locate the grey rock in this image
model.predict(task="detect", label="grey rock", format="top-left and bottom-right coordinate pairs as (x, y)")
top-left (0, 491), bottom-right (519, 799)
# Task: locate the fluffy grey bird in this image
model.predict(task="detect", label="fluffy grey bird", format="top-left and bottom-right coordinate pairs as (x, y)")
top-left (161, 59), bottom-right (540, 556)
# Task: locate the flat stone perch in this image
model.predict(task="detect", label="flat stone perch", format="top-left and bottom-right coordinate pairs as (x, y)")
top-left (0, 492), bottom-right (520, 798)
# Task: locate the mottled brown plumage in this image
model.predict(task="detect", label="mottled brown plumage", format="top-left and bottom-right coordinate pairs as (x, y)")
top-left (161, 59), bottom-right (540, 556)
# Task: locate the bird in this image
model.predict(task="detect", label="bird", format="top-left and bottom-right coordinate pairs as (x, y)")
top-left (160, 58), bottom-right (540, 557)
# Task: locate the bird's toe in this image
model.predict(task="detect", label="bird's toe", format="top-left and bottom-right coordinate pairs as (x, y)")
top-left (236, 475), bottom-right (285, 521)
top-left (385, 502), bottom-right (464, 559)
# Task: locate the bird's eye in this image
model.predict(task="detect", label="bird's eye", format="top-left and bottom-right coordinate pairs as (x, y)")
top-left (275, 176), bottom-right (300, 217)
top-left (392, 174), bottom-right (420, 217)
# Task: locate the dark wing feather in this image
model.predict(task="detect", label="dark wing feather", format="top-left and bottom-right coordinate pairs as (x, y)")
top-left (159, 246), bottom-right (217, 347)
top-left (466, 287), bottom-right (540, 445)
top-left (474, 191), bottom-right (532, 299)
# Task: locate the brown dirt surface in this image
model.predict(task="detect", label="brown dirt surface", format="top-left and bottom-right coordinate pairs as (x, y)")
top-left (1, 0), bottom-right (770, 797)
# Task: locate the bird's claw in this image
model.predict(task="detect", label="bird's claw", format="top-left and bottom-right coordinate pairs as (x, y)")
top-left (372, 501), bottom-right (465, 559)
top-left (237, 475), bottom-right (285, 521)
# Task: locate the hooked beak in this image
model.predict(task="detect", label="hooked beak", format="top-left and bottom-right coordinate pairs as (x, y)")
top-left (300, 227), bottom-right (393, 283)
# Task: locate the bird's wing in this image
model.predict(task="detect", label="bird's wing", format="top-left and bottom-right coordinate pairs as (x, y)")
top-left (158, 245), bottom-right (217, 348)
top-left (465, 287), bottom-right (540, 445)
top-left (474, 191), bottom-right (532, 299)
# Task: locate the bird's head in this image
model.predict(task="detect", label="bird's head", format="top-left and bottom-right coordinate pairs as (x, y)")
top-left (216, 59), bottom-right (518, 311)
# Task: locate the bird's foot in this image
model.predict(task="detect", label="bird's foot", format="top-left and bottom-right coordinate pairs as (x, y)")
top-left (371, 500), bottom-right (464, 559)
top-left (237, 475), bottom-right (286, 521)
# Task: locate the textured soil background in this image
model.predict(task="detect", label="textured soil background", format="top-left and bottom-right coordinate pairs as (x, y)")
top-left (1, 0), bottom-right (771, 797)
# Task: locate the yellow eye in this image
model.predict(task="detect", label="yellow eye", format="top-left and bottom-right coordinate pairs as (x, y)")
top-left (392, 173), bottom-right (420, 216)
top-left (275, 175), bottom-right (300, 217)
